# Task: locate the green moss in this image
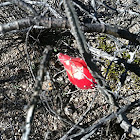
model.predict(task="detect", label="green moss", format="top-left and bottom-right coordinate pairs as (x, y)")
top-left (98, 36), bottom-right (123, 88)
top-left (98, 36), bottom-right (115, 54)
top-left (97, 36), bottom-right (140, 90)
top-left (122, 51), bottom-right (130, 59)
top-left (129, 55), bottom-right (140, 89)
top-left (134, 57), bottom-right (140, 65)
top-left (103, 61), bottom-right (125, 90)
top-left (131, 73), bottom-right (140, 83)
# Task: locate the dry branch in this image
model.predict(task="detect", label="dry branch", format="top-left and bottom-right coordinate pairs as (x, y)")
top-left (89, 46), bottom-right (140, 77)
top-left (0, 0), bottom-right (139, 139)
top-left (61, 0), bottom-right (140, 138)
top-left (0, 17), bottom-right (139, 44)
top-left (21, 46), bottom-right (52, 140)
top-left (82, 99), bottom-right (140, 139)
top-left (11, 0), bottom-right (38, 16)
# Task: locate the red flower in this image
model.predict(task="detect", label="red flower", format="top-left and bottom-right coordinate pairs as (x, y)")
top-left (57, 53), bottom-right (97, 89)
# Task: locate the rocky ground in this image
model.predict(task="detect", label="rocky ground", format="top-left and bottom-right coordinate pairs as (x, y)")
top-left (0, 0), bottom-right (140, 140)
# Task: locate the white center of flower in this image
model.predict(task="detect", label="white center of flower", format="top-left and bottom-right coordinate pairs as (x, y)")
top-left (72, 66), bottom-right (84, 80)
top-left (65, 60), bottom-right (70, 65)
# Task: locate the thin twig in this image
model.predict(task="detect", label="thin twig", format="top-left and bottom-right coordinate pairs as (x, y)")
top-left (21, 46), bottom-right (52, 140)
top-left (60, 92), bottom-right (98, 140)
top-left (25, 27), bottom-right (36, 82)
top-left (11, 0), bottom-right (38, 16)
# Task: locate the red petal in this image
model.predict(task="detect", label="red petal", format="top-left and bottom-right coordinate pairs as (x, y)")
top-left (58, 53), bottom-right (97, 89)
top-left (70, 57), bottom-right (87, 68)
top-left (57, 53), bottom-right (71, 65)
top-left (58, 53), bottom-right (87, 68)
top-left (70, 66), bottom-right (97, 89)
